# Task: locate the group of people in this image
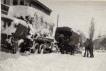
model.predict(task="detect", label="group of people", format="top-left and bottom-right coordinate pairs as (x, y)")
top-left (84, 38), bottom-right (94, 58)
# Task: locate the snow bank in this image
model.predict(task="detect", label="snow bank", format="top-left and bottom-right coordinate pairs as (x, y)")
top-left (0, 53), bottom-right (106, 71)
top-left (0, 54), bottom-right (57, 71)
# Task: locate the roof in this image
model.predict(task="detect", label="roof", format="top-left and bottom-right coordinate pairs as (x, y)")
top-left (56, 27), bottom-right (72, 36)
top-left (34, 0), bottom-right (52, 12)
top-left (32, 0), bottom-right (52, 15)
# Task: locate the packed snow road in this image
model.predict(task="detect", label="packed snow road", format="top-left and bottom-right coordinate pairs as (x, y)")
top-left (0, 52), bottom-right (106, 71)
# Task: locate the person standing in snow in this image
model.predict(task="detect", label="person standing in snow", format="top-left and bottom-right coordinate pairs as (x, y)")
top-left (84, 38), bottom-right (94, 58)
top-left (89, 39), bottom-right (94, 58)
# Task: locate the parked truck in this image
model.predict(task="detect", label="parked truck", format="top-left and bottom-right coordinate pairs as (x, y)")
top-left (1, 14), bottom-right (57, 54)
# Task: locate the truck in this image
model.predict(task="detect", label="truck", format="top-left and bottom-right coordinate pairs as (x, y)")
top-left (1, 13), bottom-right (57, 54)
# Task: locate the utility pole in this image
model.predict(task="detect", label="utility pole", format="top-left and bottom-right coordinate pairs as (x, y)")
top-left (53, 14), bottom-right (59, 38)
top-left (57, 14), bottom-right (59, 28)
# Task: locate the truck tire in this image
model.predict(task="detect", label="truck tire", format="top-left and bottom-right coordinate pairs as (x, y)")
top-left (12, 41), bottom-right (18, 54)
top-left (30, 49), bottom-right (35, 53)
top-left (12, 46), bottom-right (18, 54)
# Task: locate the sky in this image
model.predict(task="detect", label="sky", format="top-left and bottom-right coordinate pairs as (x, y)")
top-left (39, 1), bottom-right (106, 39)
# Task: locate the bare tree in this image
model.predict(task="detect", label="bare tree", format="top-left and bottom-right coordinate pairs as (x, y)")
top-left (89, 18), bottom-right (95, 41)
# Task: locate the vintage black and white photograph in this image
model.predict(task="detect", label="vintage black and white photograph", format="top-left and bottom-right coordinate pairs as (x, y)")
top-left (0, 0), bottom-right (106, 71)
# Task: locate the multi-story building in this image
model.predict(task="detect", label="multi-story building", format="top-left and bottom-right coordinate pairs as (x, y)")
top-left (1, 0), bottom-right (54, 35)
top-left (1, 0), bottom-right (54, 41)
top-left (1, 0), bottom-right (52, 15)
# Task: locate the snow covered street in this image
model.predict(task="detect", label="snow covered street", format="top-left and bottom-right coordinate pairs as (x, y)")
top-left (0, 52), bottom-right (106, 71)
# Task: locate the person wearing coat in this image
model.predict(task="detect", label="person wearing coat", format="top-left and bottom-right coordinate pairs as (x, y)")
top-left (89, 39), bottom-right (94, 58)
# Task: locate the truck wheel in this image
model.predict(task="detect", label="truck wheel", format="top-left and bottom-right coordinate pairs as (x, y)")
top-left (12, 47), bottom-right (17, 54)
top-left (38, 44), bottom-right (44, 54)
top-left (30, 49), bottom-right (35, 53)
top-left (13, 50), bottom-right (16, 54)
top-left (61, 50), bottom-right (64, 54)
top-left (12, 45), bottom-right (18, 54)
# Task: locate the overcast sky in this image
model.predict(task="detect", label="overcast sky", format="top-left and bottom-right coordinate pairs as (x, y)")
top-left (39, 1), bottom-right (106, 39)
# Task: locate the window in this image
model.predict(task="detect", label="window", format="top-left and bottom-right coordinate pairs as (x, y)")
top-left (4, 0), bottom-right (6, 4)
top-left (20, 0), bottom-right (24, 5)
top-left (13, 0), bottom-right (18, 5)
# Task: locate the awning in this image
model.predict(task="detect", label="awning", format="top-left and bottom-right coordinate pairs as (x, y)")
top-left (1, 14), bottom-right (28, 28)
top-left (1, 14), bottom-right (13, 21)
